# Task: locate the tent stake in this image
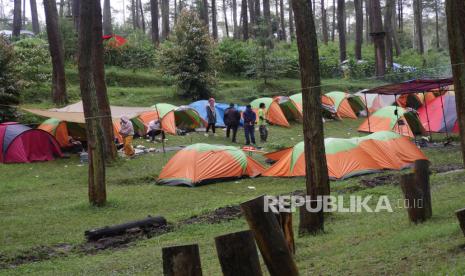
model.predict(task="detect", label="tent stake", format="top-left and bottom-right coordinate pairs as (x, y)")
top-left (422, 92), bottom-right (433, 142)
top-left (439, 94), bottom-right (449, 139)
top-left (364, 92), bottom-right (371, 132)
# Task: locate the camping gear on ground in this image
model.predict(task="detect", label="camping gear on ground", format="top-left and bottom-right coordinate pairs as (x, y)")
top-left (157, 143), bottom-right (265, 186)
top-left (418, 92), bottom-right (459, 134)
top-left (358, 106), bottom-right (424, 137)
top-left (38, 118), bottom-right (87, 148)
top-left (263, 131), bottom-right (427, 180)
top-left (136, 103), bottom-right (206, 135)
top-left (325, 91), bottom-right (366, 119)
top-left (0, 122), bottom-right (62, 163)
top-left (250, 97), bottom-right (289, 127)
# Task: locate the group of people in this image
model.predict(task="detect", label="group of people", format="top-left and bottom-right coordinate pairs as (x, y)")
top-left (117, 98), bottom-right (270, 157)
top-left (207, 98), bottom-right (268, 146)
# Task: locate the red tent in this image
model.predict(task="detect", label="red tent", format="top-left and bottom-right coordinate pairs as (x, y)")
top-left (0, 122), bottom-right (62, 163)
top-left (102, 35), bottom-right (127, 47)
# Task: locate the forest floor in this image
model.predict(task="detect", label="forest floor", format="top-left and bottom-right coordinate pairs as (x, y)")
top-left (1, 68), bottom-right (465, 275)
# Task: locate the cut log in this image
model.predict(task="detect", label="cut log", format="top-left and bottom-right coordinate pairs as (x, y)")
top-left (162, 244), bottom-right (203, 276)
top-left (84, 216), bottom-right (167, 241)
top-left (413, 159), bottom-right (432, 219)
top-left (400, 173), bottom-right (429, 223)
top-left (275, 210), bottom-right (295, 254)
top-left (456, 208), bottom-right (465, 236)
top-left (240, 195), bottom-right (299, 276)
top-left (214, 230), bottom-right (263, 276)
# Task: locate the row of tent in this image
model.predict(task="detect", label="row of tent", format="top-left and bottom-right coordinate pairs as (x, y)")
top-left (157, 131), bottom-right (427, 186)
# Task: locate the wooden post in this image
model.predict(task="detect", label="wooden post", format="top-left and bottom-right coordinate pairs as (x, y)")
top-left (400, 173), bottom-right (429, 223)
top-left (275, 210), bottom-right (295, 254)
top-left (214, 230), bottom-right (263, 276)
top-left (240, 195), bottom-right (299, 276)
top-left (413, 159), bottom-right (432, 219)
top-left (162, 244), bottom-right (203, 276)
top-left (455, 208), bottom-right (465, 236)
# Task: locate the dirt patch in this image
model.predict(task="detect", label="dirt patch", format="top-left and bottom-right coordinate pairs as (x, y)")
top-left (360, 174), bottom-right (399, 188)
top-left (0, 243), bottom-right (73, 269)
top-left (180, 205), bottom-right (242, 225)
top-left (431, 163), bottom-right (464, 174)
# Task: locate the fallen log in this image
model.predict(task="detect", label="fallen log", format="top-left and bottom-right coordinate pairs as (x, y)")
top-left (84, 216), bottom-right (167, 241)
top-left (215, 230), bottom-right (263, 276)
top-left (162, 244), bottom-right (203, 276)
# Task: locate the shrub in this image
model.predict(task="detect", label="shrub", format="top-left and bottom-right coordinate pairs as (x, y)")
top-left (0, 37), bottom-right (21, 122)
top-left (159, 10), bottom-right (217, 100)
top-left (13, 38), bottom-right (51, 87)
top-left (217, 39), bottom-right (253, 75)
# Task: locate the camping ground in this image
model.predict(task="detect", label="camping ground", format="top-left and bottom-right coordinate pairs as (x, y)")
top-left (1, 69), bottom-right (465, 274)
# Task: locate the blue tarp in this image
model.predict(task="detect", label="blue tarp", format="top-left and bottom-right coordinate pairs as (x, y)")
top-left (189, 100), bottom-right (245, 127)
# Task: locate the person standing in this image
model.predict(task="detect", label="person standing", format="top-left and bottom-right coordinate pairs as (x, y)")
top-left (223, 103), bottom-right (241, 143)
top-left (242, 105), bottom-right (256, 145)
top-left (258, 102), bottom-right (268, 142)
top-left (146, 119), bottom-right (165, 142)
top-left (206, 98), bottom-right (217, 135)
top-left (119, 116), bottom-right (135, 156)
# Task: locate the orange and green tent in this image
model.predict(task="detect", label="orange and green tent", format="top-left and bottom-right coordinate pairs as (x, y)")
top-left (274, 96), bottom-right (302, 121)
top-left (325, 91), bottom-right (365, 119)
top-left (157, 143), bottom-right (265, 186)
top-left (263, 131), bottom-right (427, 180)
top-left (136, 103), bottom-right (205, 135)
top-left (289, 93), bottom-right (337, 118)
top-left (358, 106), bottom-right (424, 137)
top-left (251, 97), bottom-right (290, 127)
top-left (38, 118), bottom-right (86, 147)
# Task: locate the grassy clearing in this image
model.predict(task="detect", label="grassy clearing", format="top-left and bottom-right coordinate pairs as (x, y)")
top-left (3, 68), bottom-right (464, 274)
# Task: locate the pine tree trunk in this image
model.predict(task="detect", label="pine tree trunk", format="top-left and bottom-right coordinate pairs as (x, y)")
top-left (320, 0), bottom-right (328, 44)
top-left (200, 0), bottom-right (210, 30)
top-left (263, 0), bottom-right (272, 42)
top-left (385, 0), bottom-right (394, 69)
top-left (161, 0), bottom-right (169, 39)
top-left (397, 0), bottom-right (403, 32)
top-left (413, 0), bottom-right (423, 54)
top-left (212, 0), bottom-right (218, 39)
top-left (174, 0), bottom-right (177, 23)
top-left (291, 0), bottom-right (329, 235)
top-left (12, 0), bottom-right (21, 38)
top-left (331, 0), bottom-right (335, 41)
top-left (139, 0), bottom-right (146, 33)
top-left (151, 0), bottom-right (160, 45)
top-left (354, 0), bottom-right (362, 59)
top-left (365, 0), bottom-right (370, 43)
top-left (223, 0), bottom-right (229, 37)
top-left (288, 0), bottom-right (295, 41)
top-left (78, 0), bottom-right (109, 206)
top-left (233, 0), bottom-right (238, 38)
top-left (370, 0), bottom-right (385, 79)
top-left (434, 0), bottom-right (439, 49)
top-left (241, 0), bottom-right (248, 40)
top-left (44, 0), bottom-right (68, 105)
top-left (337, 0), bottom-right (346, 62)
top-left (446, 0), bottom-right (465, 167)
top-left (279, 0), bottom-right (286, 40)
top-left (30, 0), bottom-right (40, 34)
top-left (103, 0), bottom-right (113, 35)
top-left (391, 1), bottom-right (401, 56)
top-left (255, 0), bottom-right (260, 19)
top-left (72, 0), bottom-right (80, 31)
top-left (132, 0), bottom-right (137, 29)
top-left (248, 0), bottom-right (255, 35)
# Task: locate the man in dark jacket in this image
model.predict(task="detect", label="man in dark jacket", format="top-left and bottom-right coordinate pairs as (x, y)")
top-left (242, 105), bottom-right (256, 145)
top-left (223, 103), bottom-right (241, 143)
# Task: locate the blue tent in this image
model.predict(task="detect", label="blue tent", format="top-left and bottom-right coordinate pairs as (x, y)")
top-left (189, 100), bottom-right (245, 127)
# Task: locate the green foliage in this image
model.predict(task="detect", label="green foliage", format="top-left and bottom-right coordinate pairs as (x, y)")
top-left (159, 11), bottom-right (217, 100)
top-left (59, 18), bottom-right (78, 60)
top-left (13, 38), bottom-right (52, 86)
top-left (0, 37), bottom-right (20, 122)
top-left (217, 39), bottom-right (253, 75)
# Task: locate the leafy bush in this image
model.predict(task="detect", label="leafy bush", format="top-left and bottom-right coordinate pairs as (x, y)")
top-left (0, 37), bottom-right (21, 122)
top-left (13, 38), bottom-right (51, 87)
top-left (159, 10), bottom-right (217, 100)
top-left (104, 33), bottom-right (157, 69)
top-left (59, 18), bottom-right (78, 60)
top-left (217, 39), bottom-right (253, 75)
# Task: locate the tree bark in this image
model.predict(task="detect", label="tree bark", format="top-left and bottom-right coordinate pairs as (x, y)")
top-left (44, 0), bottom-right (68, 105)
top-left (279, 0), bottom-right (286, 40)
top-left (413, 0), bottom-right (424, 54)
top-left (103, 0), bottom-right (113, 35)
top-left (288, 0), bottom-right (294, 41)
top-left (456, 208), bottom-right (465, 237)
top-left (320, 0), bottom-right (328, 44)
top-left (446, 0), bottom-right (465, 167)
top-left (391, 1), bottom-right (401, 56)
top-left (78, 0), bottom-right (109, 206)
top-left (212, 0), bottom-right (219, 39)
top-left (132, 0), bottom-right (137, 29)
top-left (30, 0), bottom-right (40, 34)
top-left (248, 0), bottom-right (255, 35)
top-left (354, 0), bottom-right (362, 59)
top-left (161, 0), bottom-right (169, 40)
top-left (241, 0), bottom-right (248, 40)
top-left (263, 0), bottom-right (272, 42)
top-left (200, 0), bottom-right (210, 30)
top-left (331, 0), bottom-right (335, 41)
top-left (72, 0), bottom-right (80, 31)
top-left (162, 244), bottom-right (203, 276)
top-left (292, 0), bottom-right (329, 235)
top-left (223, 0), bottom-right (230, 37)
top-left (139, 0), bottom-right (146, 33)
top-left (384, 0), bottom-right (394, 69)
top-left (12, 0), bottom-right (22, 38)
top-left (255, 0), bottom-right (260, 19)
top-left (365, 0), bottom-right (370, 43)
top-left (369, 0), bottom-right (385, 79)
top-left (150, 0), bottom-right (160, 45)
top-left (337, 0), bottom-right (346, 62)
top-left (232, 0), bottom-right (238, 38)
top-left (397, 0), bottom-right (403, 32)
top-left (434, 0), bottom-right (439, 49)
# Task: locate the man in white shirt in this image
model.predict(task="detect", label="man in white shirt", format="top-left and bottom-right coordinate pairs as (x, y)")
top-left (147, 120), bottom-right (165, 142)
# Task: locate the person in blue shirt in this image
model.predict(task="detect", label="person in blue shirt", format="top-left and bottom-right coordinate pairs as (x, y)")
top-left (242, 105), bottom-right (256, 145)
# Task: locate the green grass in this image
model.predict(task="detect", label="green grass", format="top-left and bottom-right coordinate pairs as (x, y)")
top-left (3, 68), bottom-right (465, 274)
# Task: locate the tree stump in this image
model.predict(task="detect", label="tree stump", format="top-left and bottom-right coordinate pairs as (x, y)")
top-left (299, 199), bottom-right (324, 235)
top-left (162, 244), bottom-right (203, 276)
top-left (456, 208), bottom-right (465, 236)
top-left (240, 195), bottom-right (299, 276)
top-left (275, 210), bottom-right (296, 254)
top-left (413, 159), bottom-right (432, 219)
top-left (400, 172), bottom-right (430, 223)
top-left (214, 230), bottom-right (263, 276)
